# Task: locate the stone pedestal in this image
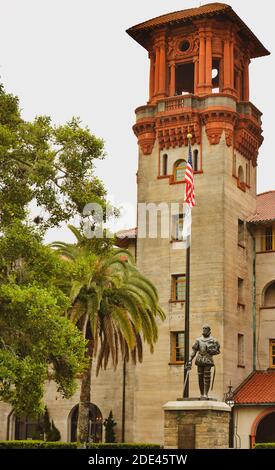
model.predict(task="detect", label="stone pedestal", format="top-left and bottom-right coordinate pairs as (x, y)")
top-left (163, 400), bottom-right (231, 449)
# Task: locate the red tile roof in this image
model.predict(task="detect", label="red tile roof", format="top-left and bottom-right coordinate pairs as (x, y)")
top-left (247, 191), bottom-right (275, 224)
top-left (126, 3), bottom-right (269, 58)
top-left (234, 370), bottom-right (275, 404)
top-left (116, 227), bottom-right (137, 239)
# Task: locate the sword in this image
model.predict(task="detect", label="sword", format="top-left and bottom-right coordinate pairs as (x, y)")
top-left (183, 366), bottom-right (191, 396)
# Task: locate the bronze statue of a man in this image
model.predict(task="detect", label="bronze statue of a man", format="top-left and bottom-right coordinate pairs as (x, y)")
top-left (186, 324), bottom-right (220, 399)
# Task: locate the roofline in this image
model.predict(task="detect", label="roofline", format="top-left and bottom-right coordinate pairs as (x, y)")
top-left (234, 402), bottom-right (275, 407)
top-left (257, 190), bottom-right (275, 196)
top-left (126, 3), bottom-right (270, 58)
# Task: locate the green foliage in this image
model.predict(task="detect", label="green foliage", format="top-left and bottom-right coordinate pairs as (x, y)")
top-left (87, 443), bottom-right (162, 449)
top-left (0, 441), bottom-right (77, 449)
top-left (43, 408), bottom-right (61, 441)
top-left (0, 84), bottom-right (107, 231)
top-left (103, 410), bottom-right (117, 443)
top-left (254, 443), bottom-right (275, 448)
top-left (0, 441), bottom-right (162, 449)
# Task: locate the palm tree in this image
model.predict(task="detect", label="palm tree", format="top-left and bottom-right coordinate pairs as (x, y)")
top-left (51, 226), bottom-right (165, 443)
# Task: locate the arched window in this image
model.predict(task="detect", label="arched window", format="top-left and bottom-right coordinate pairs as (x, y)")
top-left (174, 160), bottom-right (186, 182)
top-left (193, 149), bottom-right (199, 172)
top-left (238, 165), bottom-right (244, 183)
top-left (69, 403), bottom-right (103, 443)
top-left (263, 281), bottom-right (275, 307)
top-left (15, 414), bottom-right (44, 440)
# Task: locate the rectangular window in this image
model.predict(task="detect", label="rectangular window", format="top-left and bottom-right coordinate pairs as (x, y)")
top-left (270, 339), bottom-right (275, 369)
top-left (238, 278), bottom-right (245, 305)
top-left (171, 331), bottom-right (185, 363)
top-left (233, 154), bottom-right (237, 176)
top-left (246, 162), bottom-right (250, 186)
top-left (172, 213), bottom-right (184, 241)
top-left (238, 220), bottom-right (245, 247)
top-left (238, 333), bottom-right (245, 367)
top-left (265, 227), bottom-right (273, 251)
top-left (172, 274), bottom-right (186, 301)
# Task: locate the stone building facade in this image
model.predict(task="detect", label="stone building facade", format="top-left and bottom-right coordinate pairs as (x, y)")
top-left (1, 3), bottom-right (275, 448)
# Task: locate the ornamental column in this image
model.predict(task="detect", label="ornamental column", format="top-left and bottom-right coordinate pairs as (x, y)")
top-left (198, 31), bottom-right (206, 95)
top-left (223, 35), bottom-right (232, 94)
top-left (154, 46), bottom-right (160, 96)
top-left (149, 51), bottom-right (155, 101)
top-left (205, 31), bottom-right (213, 94)
top-left (159, 41), bottom-right (166, 97)
top-left (169, 62), bottom-right (176, 96)
top-left (243, 57), bottom-right (250, 101)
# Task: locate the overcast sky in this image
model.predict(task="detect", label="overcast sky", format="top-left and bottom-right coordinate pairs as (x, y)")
top-left (0, 0), bottom-right (274, 242)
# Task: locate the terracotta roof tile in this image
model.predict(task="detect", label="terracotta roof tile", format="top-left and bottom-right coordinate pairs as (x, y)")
top-left (116, 227), bottom-right (137, 239)
top-left (247, 191), bottom-right (275, 224)
top-left (234, 370), bottom-right (275, 404)
top-left (127, 3), bottom-right (229, 32)
top-left (126, 3), bottom-right (270, 58)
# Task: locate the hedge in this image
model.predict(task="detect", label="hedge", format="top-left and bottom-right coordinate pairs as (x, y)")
top-left (0, 441), bottom-right (77, 449)
top-left (0, 441), bottom-right (161, 449)
top-left (87, 443), bottom-right (162, 449)
top-left (254, 443), bottom-right (275, 449)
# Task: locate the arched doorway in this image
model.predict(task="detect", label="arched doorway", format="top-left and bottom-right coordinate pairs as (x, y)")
top-left (70, 404), bottom-right (103, 442)
top-left (256, 411), bottom-right (275, 443)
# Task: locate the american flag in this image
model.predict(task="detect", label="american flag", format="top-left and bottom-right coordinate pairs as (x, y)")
top-left (184, 140), bottom-right (195, 207)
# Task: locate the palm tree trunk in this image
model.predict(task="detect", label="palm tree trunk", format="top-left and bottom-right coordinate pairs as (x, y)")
top-left (77, 353), bottom-right (93, 443)
top-left (77, 313), bottom-right (94, 444)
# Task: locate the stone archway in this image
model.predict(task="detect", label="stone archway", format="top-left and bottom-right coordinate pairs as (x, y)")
top-left (250, 407), bottom-right (275, 447)
top-left (69, 403), bottom-right (103, 442)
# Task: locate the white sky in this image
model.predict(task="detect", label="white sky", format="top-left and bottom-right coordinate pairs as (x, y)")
top-left (0, 0), bottom-right (274, 242)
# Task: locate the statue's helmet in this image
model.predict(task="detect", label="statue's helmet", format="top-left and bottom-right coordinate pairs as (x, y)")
top-left (202, 324), bottom-right (211, 331)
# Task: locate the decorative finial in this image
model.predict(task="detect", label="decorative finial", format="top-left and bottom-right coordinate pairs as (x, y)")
top-left (187, 133), bottom-right (192, 140)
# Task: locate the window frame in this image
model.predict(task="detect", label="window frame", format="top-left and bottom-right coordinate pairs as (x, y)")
top-left (269, 339), bottom-right (275, 369)
top-left (170, 331), bottom-right (185, 364)
top-left (262, 226), bottom-right (275, 252)
top-left (172, 213), bottom-right (184, 241)
top-left (171, 274), bottom-right (186, 302)
top-left (174, 159), bottom-right (186, 182)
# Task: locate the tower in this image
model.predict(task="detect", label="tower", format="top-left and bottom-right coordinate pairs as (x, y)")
top-left (126, 3), bottom-right (269, 443)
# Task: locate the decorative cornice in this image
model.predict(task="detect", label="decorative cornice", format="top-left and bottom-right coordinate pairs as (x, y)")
top-left (133, 98), bottom-right (264, 163)
top-left (133, 118), bottom-right (156, 155)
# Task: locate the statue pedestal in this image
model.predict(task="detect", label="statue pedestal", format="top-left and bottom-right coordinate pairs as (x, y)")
top-left (163, 400), bottom-right (231, 449)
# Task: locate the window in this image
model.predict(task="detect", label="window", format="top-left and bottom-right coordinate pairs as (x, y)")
top-left (263, 282), bottom-right (275, 307)
top-left (175, 63), bottom-right (194, 95)
top-left (233, 154), bottom-right (237, 176)
top-left (174, 160), bottom-right (186, 182)
top-left (15, 415), bottom-right (44, 440)
top-left (238, 277), bottom-right (245, 306)
top-left (270, 339), bottom-right (275, 369)
top-left (237, 166), bottom-right (245, 191)
top-left (238, 333), bottom-right (245, 367)
top-left (212, 59), bottom-right (220, 93)
top-left (238, 219), bottom-right (245, 247)
top-left (172, 213), bottom-right (184, 241)
top-left (162, 154), bottom-right (168, 176)
top-left (246, 162), bottom-right (250, 186)
top-left (172, 274), bottom-right (186, 301)
top-left (171, 331), bottom-right (185, 363)
top-left (263, 226), bottom-right (274, 252)
top-left (193, 149), bottom-right (199, 172)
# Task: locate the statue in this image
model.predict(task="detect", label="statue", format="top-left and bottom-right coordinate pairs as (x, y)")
top-left (185, 324), bottom-right (220, 399)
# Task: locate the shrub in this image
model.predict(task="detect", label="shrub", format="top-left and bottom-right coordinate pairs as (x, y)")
top-left (103, 411), bottom-right (116, 443)
top-left (0, 441), bottom-right (76, 449)
top-left (254, 443), bottom-right (275, 449)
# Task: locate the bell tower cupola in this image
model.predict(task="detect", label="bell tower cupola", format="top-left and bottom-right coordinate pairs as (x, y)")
top-left (127, 3), bottom-right (269, 162)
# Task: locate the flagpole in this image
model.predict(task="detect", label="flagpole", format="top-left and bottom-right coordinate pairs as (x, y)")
top-left (183, 133), bottom-right (193, 398)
